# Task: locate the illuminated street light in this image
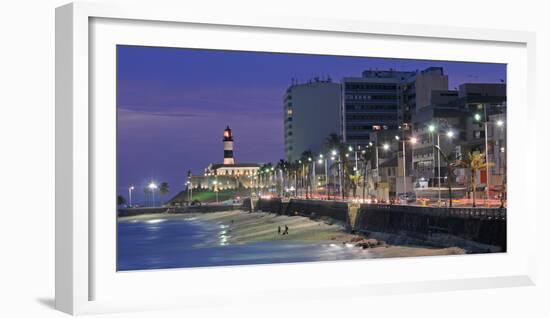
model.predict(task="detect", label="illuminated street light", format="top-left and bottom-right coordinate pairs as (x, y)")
top-left (395, 135), bottom-right (400, 140)
top-left (318, 159), bottom-right (323, 164)
top-left (447, 130), bottom-right (454, 138)
top-left (212, 180), bottom-right (219, 203)
top-left (428, 124), bottom-right (436, 132)
top-left (383, 143), bottom-right (390, 151)
top-left (497, 120), bottom-right (504, 127)
top-left (331, 150), bottom-right (337, 156)
top-left (474, 113), bottom-right (482, 121)
top-left (128, 186), bottom-right (134, 207)
top-left (348, 146), bottom-right (353, 152)
top-left (410, 137), bottom-right (417, 144)
top-left (148, 182), bottom-right (157, 207)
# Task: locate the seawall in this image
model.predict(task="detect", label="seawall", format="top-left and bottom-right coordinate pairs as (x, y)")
top-left (118, 204), bottom-right (243, 217)
top-left (255, 198), bottom-right (506, 250)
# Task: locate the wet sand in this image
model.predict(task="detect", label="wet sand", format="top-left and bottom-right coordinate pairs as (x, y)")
top-left (120, 210), bottom-right (465, 258)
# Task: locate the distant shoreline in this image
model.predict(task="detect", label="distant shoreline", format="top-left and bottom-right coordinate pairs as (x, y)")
top-left (119, 210), bottom-right (466, 259)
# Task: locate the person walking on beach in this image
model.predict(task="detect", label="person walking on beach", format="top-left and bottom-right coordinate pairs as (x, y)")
top-left (282, 224), bottom-right (289, 235)
top-left (278, 225), bottom-right (281, 235)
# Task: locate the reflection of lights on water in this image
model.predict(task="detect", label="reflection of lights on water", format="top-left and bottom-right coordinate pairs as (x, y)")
top-left (219, 235), bottom-right (229, 245)
top-left (146, 219), bottom-right (165, 224)
top-left (219, 225), bottom-right (231, 246)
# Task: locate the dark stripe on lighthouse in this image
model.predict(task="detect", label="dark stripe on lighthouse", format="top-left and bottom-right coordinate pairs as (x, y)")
top-left (224, 150), bottom-right (233, 158)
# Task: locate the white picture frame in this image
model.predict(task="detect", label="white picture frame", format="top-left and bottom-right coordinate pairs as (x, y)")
top-left (55, 1), bottom-right (537, 315)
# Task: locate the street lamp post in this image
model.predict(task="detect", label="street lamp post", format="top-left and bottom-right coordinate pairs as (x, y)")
top-left (148, 182), bottom-right (157, 207)
top-left (323, 157), bottom-right (328, 200)
top-left (475, 106), bottom-right (491, 207)
top-left (330, 154), bottom-right (336, 200)
top-left (437, 133), bottom-right (441, 205)
top-left (213, 179), bottom-right (219, 203)
top-left (483, 105), bottom-right (491, 207)
top-left (128, 186), bottom-right (134, 207)
top-left (395, 135), bottom-right (407, 201)
top-left (373, 142), bottom-right (379, 178)
top-left (309, 157), bottom-right (314, 199)
top-left (410, 137), bottom-right (417, 185)
top-left (428, 124), bottom-right (442, 206)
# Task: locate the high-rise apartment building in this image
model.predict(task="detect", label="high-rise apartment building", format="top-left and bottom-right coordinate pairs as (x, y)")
top-left (341, 67), bottom-right (448, 146)
top-left (283, 78), bottom-right (341, 162)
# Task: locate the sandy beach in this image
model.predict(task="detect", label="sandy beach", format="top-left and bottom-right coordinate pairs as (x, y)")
top-left (119, 210), bottom-right (465, 259)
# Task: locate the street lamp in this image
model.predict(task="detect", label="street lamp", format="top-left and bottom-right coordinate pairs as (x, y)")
top-left (148, 182), bottom-right (157, 207)
top-left (474, 105), bottom-right (491, 206)
top-left (427, 124), bottom-right (442, 205)
top-left (383, 143), bottom-right (390, 151)
top-left (213, 180), bottom-right (219, 203)
top-left (128, 186), bottom-right (134, 207)
top-left (410, 136), bottom-right (417, 180)
top-left (318, 156), bottom-right (328, 200)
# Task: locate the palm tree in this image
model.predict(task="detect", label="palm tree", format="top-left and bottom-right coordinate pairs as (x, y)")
top-left (159, 182), bottom-right (169, 206)
top-left (325, 133), bottom-right (342, 152)
top-left (291, 160), bottom-right (300, 197)
top-left (349, 174), bottom-right (361, 199)
top-left (275, 159), bottom-right (286, 196)
top-left (117, 195), bottom-right (126, 206)
top-left (433, 145), bottom-right (458, 207)
top-left (358, 148), bottom-right (375, 201)
top-left (300, 150), bottom-right (313, 199)
top-left (143, 187), bottom-right (151, 206)
top-left (259, 163), bottom-right (272, 189)
top-left (324, 133), bottom-right (349, 199)
top-left (455, 151), bottom-right (493, 207)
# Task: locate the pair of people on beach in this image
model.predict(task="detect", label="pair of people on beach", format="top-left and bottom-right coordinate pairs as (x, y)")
top-left (278, 225), bottom-right (289, 235)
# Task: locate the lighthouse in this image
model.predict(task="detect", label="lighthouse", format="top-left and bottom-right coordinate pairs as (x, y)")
top-left (223, 126), bottom-right (235, 165)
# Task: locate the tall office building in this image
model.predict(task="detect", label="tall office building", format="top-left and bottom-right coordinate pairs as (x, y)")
top-left (411, 83), bottom-right (506, 186)
top-left (341, 67), bottom-right (448, 146)
top-left (283, 78), bottom-right (341, 162)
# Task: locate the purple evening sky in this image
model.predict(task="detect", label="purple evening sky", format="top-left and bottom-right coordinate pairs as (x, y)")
top-left (117, 45), bottom-right (506, 203)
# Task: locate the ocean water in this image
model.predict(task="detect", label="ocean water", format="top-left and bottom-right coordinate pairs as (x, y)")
top-left (117, 217), bottom-right (376, 271)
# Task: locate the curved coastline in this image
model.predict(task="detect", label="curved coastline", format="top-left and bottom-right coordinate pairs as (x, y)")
top-left (119, 210), bottom-right (465, 262)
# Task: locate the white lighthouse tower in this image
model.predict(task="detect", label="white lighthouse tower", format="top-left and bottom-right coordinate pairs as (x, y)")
top-left (223, 126), bottom-right (235, 165)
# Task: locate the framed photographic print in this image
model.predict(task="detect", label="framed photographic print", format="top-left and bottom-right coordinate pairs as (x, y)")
top-left (56, 1), bottom-right (537, 315)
